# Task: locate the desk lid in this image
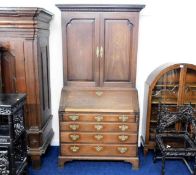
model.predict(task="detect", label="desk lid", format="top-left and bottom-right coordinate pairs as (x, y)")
top-left (59, 87), bottom-right (139, 113)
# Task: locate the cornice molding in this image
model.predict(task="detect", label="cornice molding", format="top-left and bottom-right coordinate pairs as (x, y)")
top-left (56, 4), bottom-right (145, 12)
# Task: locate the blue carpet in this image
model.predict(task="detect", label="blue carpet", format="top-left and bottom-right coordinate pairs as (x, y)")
top-left (29, 146), bottom-right (191, 175)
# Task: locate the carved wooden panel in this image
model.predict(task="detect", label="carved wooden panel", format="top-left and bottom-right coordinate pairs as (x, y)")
top-left (1, 51), bottom-right (16, 93)
top-left (104, 20), bottom-right (132, 81)
top-left (100, 13), bottom-right (139, 87)
top-left (39, 38), bottom-right (51, 125)
top-left (63, 13), bottom-right (99, 86)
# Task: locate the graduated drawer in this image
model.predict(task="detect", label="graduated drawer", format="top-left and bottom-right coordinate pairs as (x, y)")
top-left (62, 114), bottom-right (136, 123)
top-left (61, 144), bottom-right (137, 157)
top-left (60, 122), bottom-right (137, 132)
top-left (61, 132), bottom-right (137, 144)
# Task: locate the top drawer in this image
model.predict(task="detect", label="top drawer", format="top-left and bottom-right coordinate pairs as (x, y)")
top-left (62, 113), bottom-right (137, 123)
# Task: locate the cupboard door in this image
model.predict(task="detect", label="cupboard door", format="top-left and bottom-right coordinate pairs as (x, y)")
top-left (184, 66), bottom-right (196, 105)
top-left (100, 12), bottom-right (139, 87)
top-left (62, 13), bottom-right (100, 86)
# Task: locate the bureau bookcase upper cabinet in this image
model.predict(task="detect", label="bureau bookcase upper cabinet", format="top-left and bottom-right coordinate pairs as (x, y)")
top-left (60, 5), bottom-right (143, 87)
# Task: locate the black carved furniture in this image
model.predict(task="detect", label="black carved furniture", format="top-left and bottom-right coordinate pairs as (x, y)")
top-left (154, 104), bottom-right (196, 175)
top-left (0, 93), bottom-right (27, 175)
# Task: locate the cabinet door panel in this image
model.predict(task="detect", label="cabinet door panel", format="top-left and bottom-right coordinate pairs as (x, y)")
top-left (0, 40), bottom-right (26, 93)
top-left (100, 13), bottom-right (139, 87)
top-left (63, 13), bottom-right (99, 86)
top-left (184, 67), bottom-right (196, 104)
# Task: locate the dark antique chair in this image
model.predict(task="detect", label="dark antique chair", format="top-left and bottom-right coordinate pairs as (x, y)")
top-left (154, 104), bottom-right (196, 175)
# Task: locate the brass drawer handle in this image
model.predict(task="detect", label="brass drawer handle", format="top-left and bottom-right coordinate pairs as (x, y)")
top-left (117, 147), bottom-right (128, 154)
top-left (70, 146), bottom-right (80, 152)
top-left (96, 46), bottom-right (99, 58)
top-left (95, 115), bottom-right (103, 122)
top-left (95, 146), bottom-right (103, 152)
top-left (69, 124), bottom-right (79, 131)
top-left (100, 46), bottom-right (103, 58)
top-left (69, 115), bottom-right (79, 121)
top-left (94, 135), bottom-right (103, 141)
top-left (69, 134), bottom-right (80, 141)
top-left (119, 125), bottom-right (129, 131)
top-left (118, 135), bottom-right (129, 141)
top-left (119, 115), bottom-right (128, 122)
top-left (94, 124), bottom-right (103, 131)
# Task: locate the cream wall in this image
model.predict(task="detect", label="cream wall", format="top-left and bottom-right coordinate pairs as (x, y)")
top-left (0, 0), bottom-right (196, 145)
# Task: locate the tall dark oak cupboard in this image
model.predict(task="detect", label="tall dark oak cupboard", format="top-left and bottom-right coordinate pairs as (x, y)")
top-left (0, 8), bottom-right (54, 168)
top-left (57, 4), bottom-right (145, 169)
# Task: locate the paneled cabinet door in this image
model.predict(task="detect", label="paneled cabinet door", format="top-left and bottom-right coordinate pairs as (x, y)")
top-left (62, 13), bottom-right (100, 86)
top-left (99, 13), bottom-right (139, 87)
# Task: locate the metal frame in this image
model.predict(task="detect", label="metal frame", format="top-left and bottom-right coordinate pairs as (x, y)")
top-left (154, 104), bottom-right (196, 175)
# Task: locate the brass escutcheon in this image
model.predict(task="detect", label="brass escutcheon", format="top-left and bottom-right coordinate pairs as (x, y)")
top-left (119, 125), bottom-right (129, 131)
top-left (69, 124), bottom-right (79, 131)
top-left (118, 135), bottom-right (129, 141)
top-left (69, 134), bottom-right (80, 141)
top-left (95, 115), bottom-right (103, 122)
top-left (94, 124), bottom-right (103, 131)
top-left (117, 147), bottom-right (128, 154)
top-left (69, 115), bottom-right (79, 121)
top-left (94, 135), bottom-right (103, 141)
top-left (95, 146), bottom-right (103, 152)
top-left (95, 91), bottom-right (103, 96)
top-left (119, 115), bottom-right (128, 122)
top-left (70, 146), bottom-right (80, 152)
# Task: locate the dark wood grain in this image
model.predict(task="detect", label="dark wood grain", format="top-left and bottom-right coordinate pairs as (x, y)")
top-left (0, 8), bottom-right (54, 169)
top-left (59, 87), bottom-right (139, 113)
top-left (61, 143), bottom-right (137, 157)
top-left (59, 5), bottom-right (141, 88)
top-left (57, 4), bottom-right (144, 169)
top-left (60, 122), bottom-right (138, 132)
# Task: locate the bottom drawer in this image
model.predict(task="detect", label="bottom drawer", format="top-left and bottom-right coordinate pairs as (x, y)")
top-left (61, 144), bottom-right (137, 157)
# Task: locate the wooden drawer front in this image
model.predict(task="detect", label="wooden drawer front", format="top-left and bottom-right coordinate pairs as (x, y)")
top-left (63, 114), bottom-right (136, 123)
top-left (61, 132), bottom-right (137, 144)
top-left (61, 144), bottom-right (137, 157)
top-left (60, 122), bottom-right (137, 132)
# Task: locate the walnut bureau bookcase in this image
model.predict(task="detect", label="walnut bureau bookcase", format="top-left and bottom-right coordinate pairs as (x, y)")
top-left (57, 4), bottom-right (145, 169)
top-left (0, 8), bottom-right (54, 168)
top-left (142, 63), bottom-right (196, 155)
